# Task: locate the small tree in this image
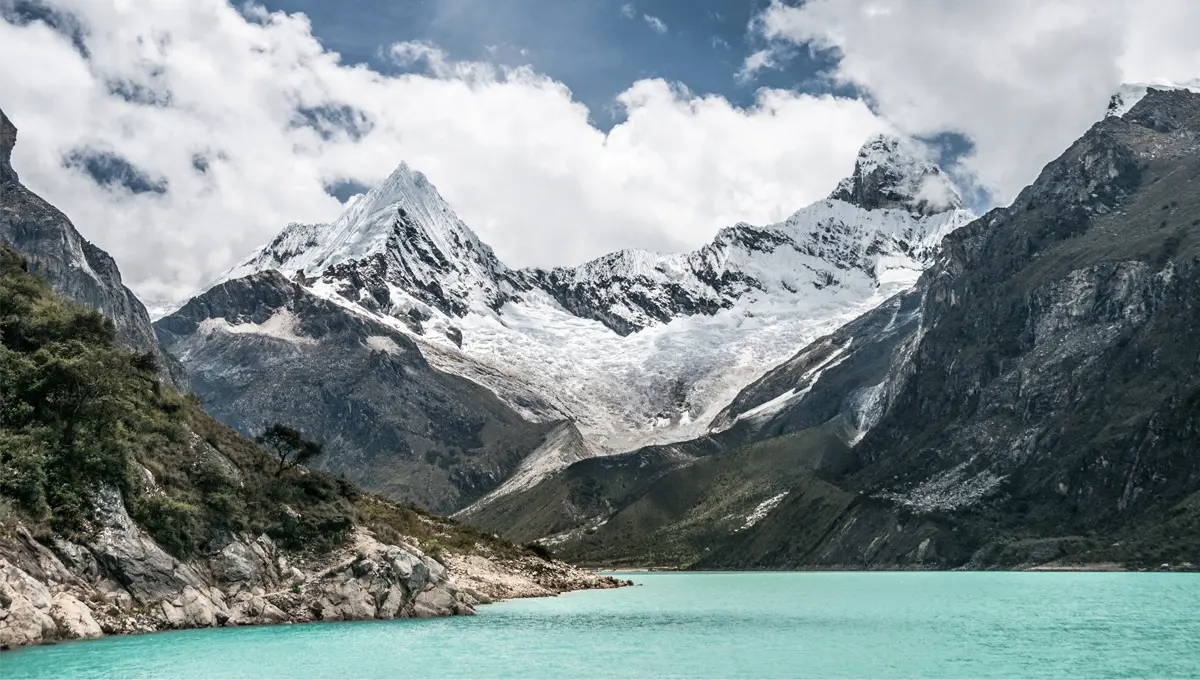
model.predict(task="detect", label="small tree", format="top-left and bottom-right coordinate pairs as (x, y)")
top-left (256, 424), bottom-right (323, 477)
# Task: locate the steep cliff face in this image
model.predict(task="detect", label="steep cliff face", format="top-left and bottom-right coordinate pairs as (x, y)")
top-left (155, 271), bottom-right (555, 513)
top-left (0, 109), bottom-right (16, 185)
top-left (0, 107), bottom-right (184, 388)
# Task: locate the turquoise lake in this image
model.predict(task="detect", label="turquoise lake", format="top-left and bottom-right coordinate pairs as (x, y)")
top-left (4, 572), bottom-right (1199, 679)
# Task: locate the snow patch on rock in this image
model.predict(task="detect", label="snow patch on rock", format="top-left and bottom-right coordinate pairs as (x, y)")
top-left (738, 492), bottom-right (790, 531)
top-left (364, 335), bottom-right (404, 355)
top-left (199, 309), bottom-right (315, 345)
top-left (881, 462), bottom-right (1006, 512)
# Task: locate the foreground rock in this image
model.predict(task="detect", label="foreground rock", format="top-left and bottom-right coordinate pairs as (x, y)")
top-left (443, 553), bottom-right (628, 601)
top-left (0, 490), bottom-right (625, 649)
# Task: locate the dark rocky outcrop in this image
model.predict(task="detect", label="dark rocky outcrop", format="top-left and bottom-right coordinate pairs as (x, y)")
top-left (830, 134), bottom-right (964, 216)
top-left (0, 109), bottom-right (16, 185)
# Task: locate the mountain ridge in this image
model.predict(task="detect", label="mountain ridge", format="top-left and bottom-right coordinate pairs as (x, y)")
top-left (188, 132), bottom-right (973, 466)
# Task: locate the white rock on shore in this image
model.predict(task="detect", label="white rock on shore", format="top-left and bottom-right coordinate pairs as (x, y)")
top-left (0, 493), bottom-right (628, 649)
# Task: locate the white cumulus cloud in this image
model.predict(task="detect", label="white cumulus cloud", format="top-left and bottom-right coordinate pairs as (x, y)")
top-left (644, 14), bottom-right (668, 34)
top-left (737, 49), bottom-right (777, 83)
top-left (743, 0), bottom-right (1200, 203)
top-left (0, 0), bottom-right (889, 304)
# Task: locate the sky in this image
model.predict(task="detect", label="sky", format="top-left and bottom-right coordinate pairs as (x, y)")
top-left (1, 0), bottom-right (1198, 305)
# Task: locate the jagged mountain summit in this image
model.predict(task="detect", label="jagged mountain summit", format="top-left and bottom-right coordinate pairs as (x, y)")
top-left (831, 133), bottom-right (963, 215)
top-left (224, 162), bottom-right (511, 325)
top-left (205, 133), bottom-right (973, 469)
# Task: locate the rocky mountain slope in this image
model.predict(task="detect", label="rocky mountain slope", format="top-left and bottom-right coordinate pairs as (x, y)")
top-left (0, 109), bottom-right (184, 389)
top-left (162, 132), bottom-right (972, 512)
top-left (470, 88), bottom-right (1200, 571)
top-left (0, 243), bottom-right (624, 649)
top-left (154, 270), bottom-right (555, 514)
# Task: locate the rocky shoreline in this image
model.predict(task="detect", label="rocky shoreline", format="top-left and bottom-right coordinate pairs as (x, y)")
top-left (0, 490), bottom-right (628, 650)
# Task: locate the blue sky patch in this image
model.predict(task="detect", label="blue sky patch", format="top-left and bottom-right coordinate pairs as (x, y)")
top-left (323, 178), bottom-right (372, 203)
top-left (1, 0), bottom-right (89, 58)
top-left (259, 0), bottom-right (841, 130)
top-left (292, 104), bottom-right (375, 141)
top-left (63, 148), bottom-right (169, 195)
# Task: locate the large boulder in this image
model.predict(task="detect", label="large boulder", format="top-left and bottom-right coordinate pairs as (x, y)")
top-left (49, 592), bottom-right (103, 640)
top-left (0, 559), bottom-right (57, 648)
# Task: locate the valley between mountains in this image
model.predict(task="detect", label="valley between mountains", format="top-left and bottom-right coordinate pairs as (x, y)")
top-left (1, 82), bottom-right (1198, 648)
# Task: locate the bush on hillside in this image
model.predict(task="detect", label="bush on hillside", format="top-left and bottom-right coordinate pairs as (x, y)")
top-left (0, 243), bottom-right (550, 563)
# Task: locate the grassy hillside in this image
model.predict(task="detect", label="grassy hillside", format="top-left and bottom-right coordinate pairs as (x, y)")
top-left (0, 242), bottom-right (537, 563)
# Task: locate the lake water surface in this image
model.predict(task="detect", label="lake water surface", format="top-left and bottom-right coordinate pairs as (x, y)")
top-left (4, 572), bottom-right (1199, 679)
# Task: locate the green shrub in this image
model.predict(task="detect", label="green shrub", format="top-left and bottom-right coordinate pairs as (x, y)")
top-left (134, 495), bottom-right (205, 557)
top-left (0, 432), bottom-right (49, 517)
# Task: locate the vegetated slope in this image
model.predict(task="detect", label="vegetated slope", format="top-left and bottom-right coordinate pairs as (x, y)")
top-left (554, 426), bottom-right (857, 569)
top-left (474, 89), bottom-right (1200, 571)
top-left (201, 133), bottom-right (973, 462)
top-left (0, 243), bottom-right (621, 649)
top-left (154, 271), bottom-right (555, 514)
top-left (0, 109), bottom-right (184, 389)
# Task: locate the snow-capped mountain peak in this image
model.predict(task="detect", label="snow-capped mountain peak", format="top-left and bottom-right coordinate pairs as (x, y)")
top-left (223, 161), bottom-right (509, 325)
top-left (521, 139), bottom-right (973, 338)
top-left (831, 133), bottom-right (962, 216)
